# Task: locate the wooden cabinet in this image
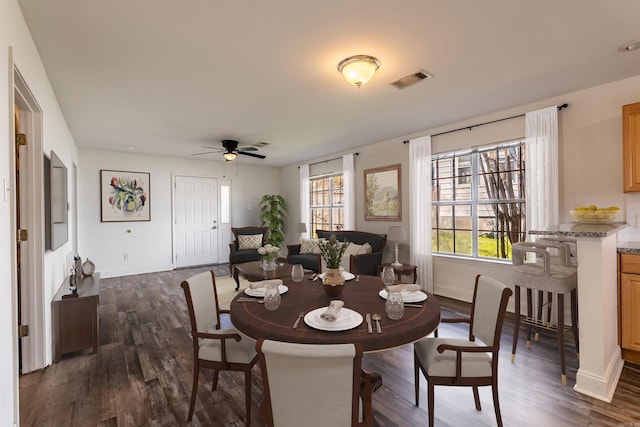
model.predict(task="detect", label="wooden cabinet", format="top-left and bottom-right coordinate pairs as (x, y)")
top-left (52, 273), bottom-right (100, 362)
top-left (623, 102), bottom-right (640, 192)
top-left (618, 254), bottom-right (640, 364)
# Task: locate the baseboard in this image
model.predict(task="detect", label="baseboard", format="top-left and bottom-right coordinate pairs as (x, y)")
top-left (574, 346), bottom-right (625, 402)
top-left (99, 263), bottom-right (175, 279)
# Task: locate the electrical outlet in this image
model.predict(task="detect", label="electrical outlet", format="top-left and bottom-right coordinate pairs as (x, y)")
top-left (124, 253), bottom-right (130, 261)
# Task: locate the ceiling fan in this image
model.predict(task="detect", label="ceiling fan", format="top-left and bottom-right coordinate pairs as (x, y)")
top-left (192, 139), bottom-right (266, 161)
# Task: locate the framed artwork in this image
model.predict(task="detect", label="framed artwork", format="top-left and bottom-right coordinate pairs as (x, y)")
top-left (100, 170), bottom-right (150, 222)
top-left (364, 164), bottom-right (401, 221)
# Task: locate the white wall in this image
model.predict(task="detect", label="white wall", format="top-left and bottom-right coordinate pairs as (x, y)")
top-left (281, 74), bottom-right (640, 303)
top-left (79, 149), bottom-right (280, 277)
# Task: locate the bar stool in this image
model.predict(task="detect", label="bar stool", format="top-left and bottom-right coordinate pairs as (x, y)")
top-left (511, 241), bottom-right (579, 385)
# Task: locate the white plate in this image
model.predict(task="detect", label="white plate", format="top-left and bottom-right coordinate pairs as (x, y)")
top-left (303, 307), bottom-right (363, 331)
top-left (318, 271), bottom-right (356, 281)
top-left (379, 289), bottom-right (427, 303)
top-left (244, 284), bottom-right (289, 297)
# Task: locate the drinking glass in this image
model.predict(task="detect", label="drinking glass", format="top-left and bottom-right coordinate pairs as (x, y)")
top-left (385, 290), bottom-right (404, 320)
top-left (263, 285), bottom-right (281, 311)
top-left (381, 266), bottom-right (396, 287)
top-left (291, 264), bottom-right (304, 282)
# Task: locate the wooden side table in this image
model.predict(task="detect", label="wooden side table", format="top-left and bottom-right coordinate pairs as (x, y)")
top-left (377, 263), bottom-right (418, 284)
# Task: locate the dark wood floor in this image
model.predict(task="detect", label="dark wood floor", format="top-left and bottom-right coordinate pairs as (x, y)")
top-left (20, 266), bottom-right (640, 426)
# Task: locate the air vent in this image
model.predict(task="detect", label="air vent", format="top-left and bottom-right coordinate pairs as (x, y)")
top-left (390, 70), bottom-right (433, 89)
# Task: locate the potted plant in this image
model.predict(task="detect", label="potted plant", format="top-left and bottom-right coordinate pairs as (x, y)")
top-left (259, 194), bottom-right (287, 251)
top-left (317, 234), bottom-right (350, 297)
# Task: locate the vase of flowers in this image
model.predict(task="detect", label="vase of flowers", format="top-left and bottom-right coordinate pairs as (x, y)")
top-left (317, 234), bottom-right (349, 297)
top-left (258, 244), bottom-right (280, 271)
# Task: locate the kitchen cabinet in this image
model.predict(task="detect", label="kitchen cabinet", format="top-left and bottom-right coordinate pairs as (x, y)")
top-left (52, 273), bottom-right (100, 362)
top-left (618, 254), bottom-right (640, 364)
top-left (623, 101), bottom-right (640, 192)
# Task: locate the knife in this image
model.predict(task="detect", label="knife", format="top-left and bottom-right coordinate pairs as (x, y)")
top-left (366, 313), bottom-right (372, 334)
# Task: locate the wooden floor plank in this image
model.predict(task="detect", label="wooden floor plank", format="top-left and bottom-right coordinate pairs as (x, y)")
top-left (19, 266), bottom-right (640, 426)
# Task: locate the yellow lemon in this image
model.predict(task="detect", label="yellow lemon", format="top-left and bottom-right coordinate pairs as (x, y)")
top-left (575, 207), bottom-right (588, 211)
top-left (608, 206), bottom-right (620, 210)
top-left (587, 205), bottom-right (598, 211)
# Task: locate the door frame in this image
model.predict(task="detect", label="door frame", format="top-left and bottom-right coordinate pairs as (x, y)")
top-left (13, 64), bottom-right (46, 374)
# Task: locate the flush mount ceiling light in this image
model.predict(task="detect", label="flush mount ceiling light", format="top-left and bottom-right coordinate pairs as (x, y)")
top-left (223, 151), bottom-right (237, 162)
top-left (337, 55), bottom-right (380, 88)
top-left (618, 39), bottom-right (640, 52)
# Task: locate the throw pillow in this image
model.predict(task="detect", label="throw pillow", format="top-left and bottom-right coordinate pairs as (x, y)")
top-left (300, 238), bottom-right (324, 254)
top-left (238, 234), bottom-right (263, 250)
top-left (344, 242), bottom-right (373, 256)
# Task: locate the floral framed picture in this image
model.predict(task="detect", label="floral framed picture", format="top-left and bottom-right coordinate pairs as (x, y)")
top-left (100, 170), bottom-right (150, 222)
top-left (364, 164), bottom-right (401, 221)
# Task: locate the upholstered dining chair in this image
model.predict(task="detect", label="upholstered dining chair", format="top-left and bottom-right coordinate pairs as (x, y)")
top-left (181, 270), bottom-right (258, 424)
top-left (256, 339), bottom-right (374, 427)
top-left (413, 274), bottom-right (512, 427)
top-left (511, 241), bottom-right (579, 385)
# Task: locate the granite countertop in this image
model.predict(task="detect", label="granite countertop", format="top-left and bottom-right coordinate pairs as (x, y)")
top-left (617, 241), bottom-right (640, 254)
top-left (529, 222), bottom-right (628, 238)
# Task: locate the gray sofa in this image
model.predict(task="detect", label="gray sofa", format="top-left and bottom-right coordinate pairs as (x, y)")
top-left (286, 230), bottom-right (387, 276)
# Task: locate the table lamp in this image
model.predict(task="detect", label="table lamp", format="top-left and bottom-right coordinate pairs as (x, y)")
top-left (387, 225), bottom-right (407, 267)
top-left (296, 222), bottom-right (307, 240)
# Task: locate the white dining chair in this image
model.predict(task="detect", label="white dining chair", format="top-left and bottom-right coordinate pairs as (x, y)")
top-left (181, 270), bottom-right (258, 424)
top-left (256, 339), bottom-right (374, 427)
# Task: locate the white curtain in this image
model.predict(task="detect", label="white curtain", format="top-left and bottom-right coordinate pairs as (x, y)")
top-left (299, 164), bottom-right (310, 238)
top-left (342, 154), bottom-right (355, 230)
top-left (525, 106), bottom-right (559, 235)
top-left (409, 136), bottom-right (433, 293)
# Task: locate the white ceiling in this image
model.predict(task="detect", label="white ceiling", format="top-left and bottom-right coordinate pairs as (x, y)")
top-left (17, 0), bottom-right (640, 167)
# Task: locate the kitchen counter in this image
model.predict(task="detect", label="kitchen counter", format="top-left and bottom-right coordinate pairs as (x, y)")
top-left (529, 223), bottom-right (626, 402)
top-left (617, 241), bottom-right (640, 254)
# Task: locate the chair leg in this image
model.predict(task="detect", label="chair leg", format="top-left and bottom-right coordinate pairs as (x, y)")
top-left (535, 290), bottom-right (544, 341)
top-left (212, 370), bottom-right (219, 391)
top-left (492, 382), bottom-right (504, 427)
top-left (526, 288), bottom-right (533, 348)
top-left (571, 288), bottom-right (579, 359)
top-left (245, 368), bottom-right (252, 426)
top-left (233, 266), bottom-right (240, 290)
top-left (472, 386), bottom-right (481, 410)
top-left (414, 351), bottom-right (420, 406)
top-left (188, 361), bottom-right (200, 421)
top-left (512, 285), bottom-right (521, 363)
top-left (557, 293), bottom-right (567, 385)
top-left (428, 382), bottom-right (435, 427)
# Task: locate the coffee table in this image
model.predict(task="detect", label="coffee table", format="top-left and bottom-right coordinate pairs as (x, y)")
top-left (233, 260), bottom-right (305, 290)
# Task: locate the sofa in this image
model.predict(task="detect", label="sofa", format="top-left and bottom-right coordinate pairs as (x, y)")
top-left (287, 230), bottom-right (387, 276)
top-left (229, 226), bottom-right (269, 289)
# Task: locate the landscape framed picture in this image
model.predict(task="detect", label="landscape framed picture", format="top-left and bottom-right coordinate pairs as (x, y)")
top-left (364, 164), bottom-right (401, 221)
top-left (100, 170), bottom-right (150, 222)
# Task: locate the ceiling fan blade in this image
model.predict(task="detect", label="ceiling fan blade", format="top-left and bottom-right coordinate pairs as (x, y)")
top-left (239, 151), bottom-right (266, 159)
top-left (238, 146), bottom-right (258, 152)
top-left (192, 151), bottom-right (216, 156)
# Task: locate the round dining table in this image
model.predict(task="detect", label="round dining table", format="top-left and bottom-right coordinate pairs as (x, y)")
top-left (230, 273), bottom-right (441, 352)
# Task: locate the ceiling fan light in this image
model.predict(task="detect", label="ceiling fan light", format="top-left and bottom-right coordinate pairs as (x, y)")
top-left (338, 55), bottom-right (380, 88)
top-left (223, 151), bottom-right (237, 161)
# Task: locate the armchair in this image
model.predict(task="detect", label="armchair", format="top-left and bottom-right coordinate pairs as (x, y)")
top-left (229, 226), bottom-right (268, 290)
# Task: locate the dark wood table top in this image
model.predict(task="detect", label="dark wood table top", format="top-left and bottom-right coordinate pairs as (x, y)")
top-left (230, 274), bottom-right (441, 353)
top-left (234, 260), bottom-right (298, 282)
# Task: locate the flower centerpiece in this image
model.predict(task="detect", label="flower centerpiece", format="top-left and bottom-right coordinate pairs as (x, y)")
top-left (317, 234), bottom-right (350, 297)
top-left (257, 243), bottom-right (280, 271)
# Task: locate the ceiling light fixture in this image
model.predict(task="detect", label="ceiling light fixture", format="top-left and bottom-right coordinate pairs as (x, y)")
top-left (618, 40), bottom-right (640, 52)
top-left (337, 55), bottom-right (380, 88)
top-left (223, 151), bottom-right (237, 162)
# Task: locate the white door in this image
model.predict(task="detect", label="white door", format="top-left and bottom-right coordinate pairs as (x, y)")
top-left (174, 176), bottom-right (219, 267)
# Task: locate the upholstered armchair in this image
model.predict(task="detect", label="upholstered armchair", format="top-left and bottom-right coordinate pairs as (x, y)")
top-left (229, 226), bottom-right (268, 290)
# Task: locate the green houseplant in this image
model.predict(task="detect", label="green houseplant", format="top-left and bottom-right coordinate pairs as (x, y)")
top-left (259, 194), bottom-right (287, 250)
top-left (317, 234), bottom-right (350, 297)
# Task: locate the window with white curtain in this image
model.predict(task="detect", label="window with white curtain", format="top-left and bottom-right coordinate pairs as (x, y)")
top-left (310, 174), bottom-right (344, 237)
top-left (431, 139), bottom-right (526, 260)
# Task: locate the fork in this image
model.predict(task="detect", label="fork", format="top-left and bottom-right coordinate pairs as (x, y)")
top-left (293, 312), bottom-right (305, 328)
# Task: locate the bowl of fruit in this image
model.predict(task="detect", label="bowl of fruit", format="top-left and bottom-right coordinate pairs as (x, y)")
top-left (570, 205), bottom-right (620, 224)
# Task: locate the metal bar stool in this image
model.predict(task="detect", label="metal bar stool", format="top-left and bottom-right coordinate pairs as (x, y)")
top-left (511, 241), bottom-right (579, 385)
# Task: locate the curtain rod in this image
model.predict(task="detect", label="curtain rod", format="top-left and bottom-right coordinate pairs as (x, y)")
top-left (402, 103), bottom-right (568, 143)
top-left (298, 152), bottom-right (359, 168)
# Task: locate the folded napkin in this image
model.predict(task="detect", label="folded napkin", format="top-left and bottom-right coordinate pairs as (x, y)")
top-left (320, 300), bottom-right (344, 322)
top-left (386, 284), bottom-right (421, 293)
top-left (249, 279), bottom-right (283, 289)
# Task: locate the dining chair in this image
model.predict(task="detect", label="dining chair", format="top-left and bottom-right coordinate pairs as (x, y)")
top-left (181, 270), bottom-right (258, 424)
top-left (256, 339), bottom-right (374, 427)
top-left (511, 241), bottom-right (579, 385)
top-left (413, 274), bottom-right (512, 427)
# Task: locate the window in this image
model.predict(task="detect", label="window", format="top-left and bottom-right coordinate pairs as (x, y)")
top-left (310, 174), bottom-right (344, 237)
top-left (432, 140), bottom-right (526, 260)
